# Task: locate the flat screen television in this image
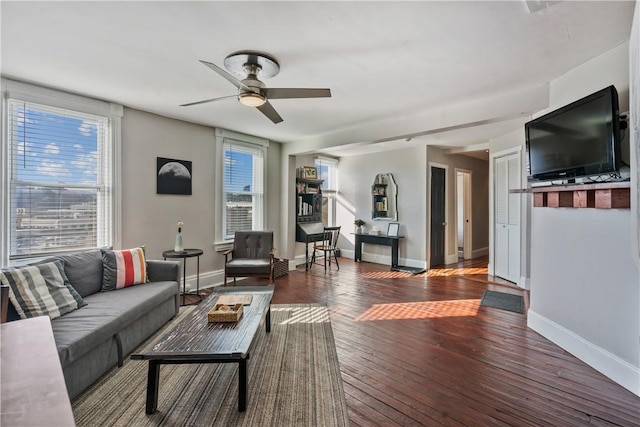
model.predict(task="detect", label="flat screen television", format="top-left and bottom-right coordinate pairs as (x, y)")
top-left (525, 85), bottom-right (621, 182)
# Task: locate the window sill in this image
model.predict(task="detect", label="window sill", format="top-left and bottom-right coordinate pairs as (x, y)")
top-left (213, 241), bottom-right (233, 252)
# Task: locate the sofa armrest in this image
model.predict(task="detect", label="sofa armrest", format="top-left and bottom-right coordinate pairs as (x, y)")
top-left (147, 260), bottom-right (181, 283)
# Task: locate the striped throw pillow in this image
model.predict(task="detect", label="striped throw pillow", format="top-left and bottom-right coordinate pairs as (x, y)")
top-left (101, 247), bottom-right (149, 291)
top-left (1, 260), bottom-right (85, 320)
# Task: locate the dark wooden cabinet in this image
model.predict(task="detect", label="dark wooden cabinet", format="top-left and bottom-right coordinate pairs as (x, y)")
top-left (295, 175), bottom-right (325, 270)
top-left (296, 177), bottom-right (324, 223)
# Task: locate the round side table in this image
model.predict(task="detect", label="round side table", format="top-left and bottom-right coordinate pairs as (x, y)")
top-left (162, 248), bottom-right (204, 306)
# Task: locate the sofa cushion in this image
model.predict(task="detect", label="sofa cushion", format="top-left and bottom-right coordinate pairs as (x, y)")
top-left (55, 250), bottom-right (104, 297)
top-left (51, 281), bottom-right (178, 367)
top-left (101, 247), bottom-right (149, 291)
top-left (1, 260), bottom-right (85, 320)
top-left (226, 258), bottom-right (272, 275)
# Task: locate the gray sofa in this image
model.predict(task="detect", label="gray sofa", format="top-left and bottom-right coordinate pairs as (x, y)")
top-left (4, 249), bottom-right (181, 399)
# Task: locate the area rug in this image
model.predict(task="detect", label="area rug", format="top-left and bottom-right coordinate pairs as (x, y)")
top-left (480, 290), bottom-right (525, 314)
top-left (72, 304), bottom-right (350, 427)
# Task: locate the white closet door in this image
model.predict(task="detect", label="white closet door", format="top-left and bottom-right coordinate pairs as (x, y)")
top-left (494, 152), bottom-right (521, 283)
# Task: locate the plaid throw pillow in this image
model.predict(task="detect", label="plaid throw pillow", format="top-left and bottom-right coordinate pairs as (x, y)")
top-left (101, 247), bottom-right (149, 291)
top-left (1, 260), bottom-right (85, 320)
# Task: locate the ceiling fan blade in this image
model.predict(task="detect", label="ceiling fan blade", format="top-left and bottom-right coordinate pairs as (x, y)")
top-left (264, 88), bottom-right (331, 100)
top-left (199, 60), bottom-right (251, 91)
top-left (257, 101), bottom-right (283, 124)
top-left (180, 95), bottom-right (236, 107)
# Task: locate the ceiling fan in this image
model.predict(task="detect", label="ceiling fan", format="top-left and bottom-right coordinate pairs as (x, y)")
top-left (181, 50), bottom-right (331, 124)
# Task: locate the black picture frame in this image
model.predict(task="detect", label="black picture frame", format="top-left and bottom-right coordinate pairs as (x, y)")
top-left (157, 157), bottom-right (192, 195)
top-left (387, 222), bottom-right (400, 237)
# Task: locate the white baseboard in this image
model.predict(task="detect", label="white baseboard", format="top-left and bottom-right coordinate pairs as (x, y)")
top-left (444, 254), bottom-right (457, 264)
top-left (182, 269), bottom-right (227, 291)
top-left (528, 310), bottom-right (640, 397)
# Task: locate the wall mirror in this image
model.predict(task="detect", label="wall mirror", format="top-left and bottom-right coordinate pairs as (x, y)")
top-left (371, 173), bottom-right (398, 221)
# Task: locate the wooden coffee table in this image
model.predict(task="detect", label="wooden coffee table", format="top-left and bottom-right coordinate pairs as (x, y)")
top-left (131, 285), bottom-right (274, 413)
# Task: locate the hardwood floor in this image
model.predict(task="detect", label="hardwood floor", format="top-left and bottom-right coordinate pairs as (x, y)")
top-left (269, 256), bottom-right (640, 427)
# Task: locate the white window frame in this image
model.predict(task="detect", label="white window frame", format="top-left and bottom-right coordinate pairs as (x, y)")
top-left (315, 156), bottom-right (339, 226)
top-left (214, 128), bottom-right (268, 251)
top-left (0, 79), bottom-right (122, 266)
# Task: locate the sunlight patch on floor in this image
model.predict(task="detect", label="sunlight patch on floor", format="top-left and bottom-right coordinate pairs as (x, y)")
top-left (354, 299), bottom-right (480, 321)
top-left (360, 267), bottom-right (488, 279)
top-left (360, 271), bottom-right (415, 279)
top-left (272, 306), bottom-right (330, 324)
top-left (427, 267), bottom-right (488, 277)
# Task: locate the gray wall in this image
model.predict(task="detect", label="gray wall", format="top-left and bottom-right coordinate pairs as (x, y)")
top-left (121, 107), bottom-right (282, 286)
top-left (121, 108), bottom-right (217, 271)
top-left (527, 41), bottom-right (640, 395)
top-left (334, 146), bottom-right (427, 267)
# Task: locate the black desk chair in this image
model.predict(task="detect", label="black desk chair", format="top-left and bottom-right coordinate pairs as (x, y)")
top-left (312, 226), bottom-right (341, 271)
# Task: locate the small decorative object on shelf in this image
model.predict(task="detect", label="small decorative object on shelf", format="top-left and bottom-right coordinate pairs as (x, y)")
top-left (174, 221), bottom-right (184, 252)
top-left (354, 219), bottom-right (366, 234)
top-left (295, 175), bottom-right (324, 223)
top-left (298, 166), bottom-right (318, 179)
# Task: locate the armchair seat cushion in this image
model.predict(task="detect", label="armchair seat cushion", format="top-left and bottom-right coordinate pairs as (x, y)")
top-left (226, 258), bottom-right (272, 276)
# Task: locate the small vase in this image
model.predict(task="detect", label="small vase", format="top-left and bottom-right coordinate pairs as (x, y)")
top-left (356, 225), bottom-right (363, 234)
top-left (174, 233), bottom-right (184, 252)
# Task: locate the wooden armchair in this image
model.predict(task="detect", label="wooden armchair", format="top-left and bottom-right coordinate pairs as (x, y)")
top-left (223, 231), bottom-right (275, 285)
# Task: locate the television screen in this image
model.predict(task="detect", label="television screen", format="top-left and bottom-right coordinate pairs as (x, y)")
top-left (525, 85), bottom-right (620, 181)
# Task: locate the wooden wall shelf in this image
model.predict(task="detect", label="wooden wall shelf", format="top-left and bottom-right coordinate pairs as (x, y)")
top-left (511, 182), bottom-right (631, 209)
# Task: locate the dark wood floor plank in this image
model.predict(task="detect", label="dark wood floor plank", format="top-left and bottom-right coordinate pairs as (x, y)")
top-left (269, 256), bottom-right (640, 426)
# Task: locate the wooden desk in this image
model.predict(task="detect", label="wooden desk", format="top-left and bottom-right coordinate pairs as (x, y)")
top-left (353, 233), bottom-right (404, 268)
top-left (1, 316), bottom-right (75, 427)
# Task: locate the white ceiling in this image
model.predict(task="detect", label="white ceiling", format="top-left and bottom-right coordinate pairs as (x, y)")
top-left (1, 1), bottom-right (635, 157)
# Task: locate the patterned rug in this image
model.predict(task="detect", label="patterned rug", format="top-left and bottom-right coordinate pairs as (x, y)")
top-left (72, 304), bottom-right (349, 426)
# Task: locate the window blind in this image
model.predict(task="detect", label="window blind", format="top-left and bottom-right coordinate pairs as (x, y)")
top-left (315, 156), bottom-right (338, 226)
top-left (7, 99), bottom-right (112, 259)
top-left (223, 139), bottom-right (265, 240)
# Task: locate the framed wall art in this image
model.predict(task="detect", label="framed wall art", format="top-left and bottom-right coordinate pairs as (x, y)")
top-left (157, 157), bottom-right (192, 195)
top-left (303, 166), bottom-right (318, 179)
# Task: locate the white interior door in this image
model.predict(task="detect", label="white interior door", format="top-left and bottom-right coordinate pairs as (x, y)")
top-left (494, 153), bottom-right (521, 283)
top-left (456, 170), bottom-right (472, 260)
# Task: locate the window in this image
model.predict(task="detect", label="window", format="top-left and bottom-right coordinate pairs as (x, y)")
top-left (315, 156), bottom-right (338, 226)
top-left (215, 129), bottom-right (268, 247)
top-left (1, 80), bottom-right (122, 264)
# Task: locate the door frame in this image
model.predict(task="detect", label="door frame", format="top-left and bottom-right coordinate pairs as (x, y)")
top-left (427, 162), bottom-right (449, 269)
top-left (488, 146), bottom-right (522, 282)
top-left (455, 168), bottom-right (473, 260)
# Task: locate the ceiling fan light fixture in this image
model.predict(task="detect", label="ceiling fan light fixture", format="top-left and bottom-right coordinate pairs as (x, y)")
top-left (238, 92), bottom-right (266, 107)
